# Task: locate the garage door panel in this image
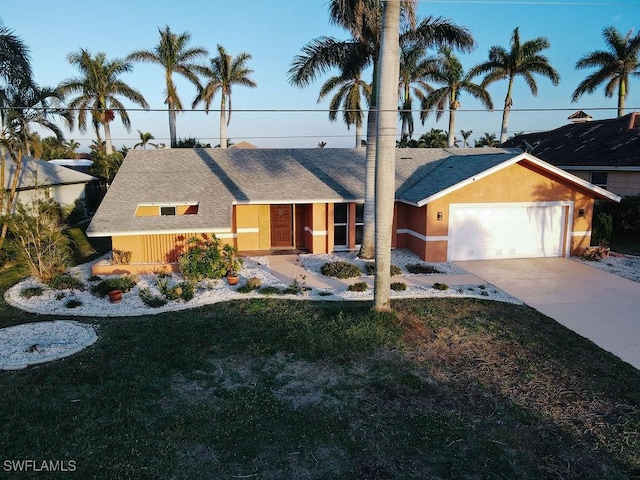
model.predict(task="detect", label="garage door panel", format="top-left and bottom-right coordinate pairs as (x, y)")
top-left (449, 204), bottom-right (565, 261)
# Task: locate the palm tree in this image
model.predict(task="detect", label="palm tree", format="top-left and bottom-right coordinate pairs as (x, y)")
top-left (475, 132), bottom-right (499, 147)
top-left (460, 129), bottom-right (472, 147)
top-left (398, 42), bottom-right (435, 139)
top-left (64, 139), bottom-right (80, 158)
top-left (317, 70), bottom-right (371, 148)
top-left (470, 27), bottom-right (559, 144)
top-left (572, 26), bottom-right (640, 117)
top-left (289, 0), bottom-right (474, 258)
top-left (0, 83), bottom-right (71, 249)
top-left (374, 0), bottom-right (401, 311)
top-left (58, 49), bottom-right (149, 155)
top-left (192, 45), bottom-right (257, 149)
top-left (128, 26), bottom-right (208, 147)
top-left (134, 130), bottom-right (159, 149)
top-left (420, 47), bottom-right (492, 148)
top-left (0, 21), bottom-right (32, 88)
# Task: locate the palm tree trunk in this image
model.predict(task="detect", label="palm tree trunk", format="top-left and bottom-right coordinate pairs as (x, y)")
top-left (169, 109), bottom-right (177, 147)
top-left (448, 107), bottom-right (456, 148)
top-left (103, 121), bottom-right (114, 155)
top-left (359, 95), bottom-right (378, 259)
top-left (220, 96), bottom-right (228, 149)
top-left (618, 79), bottom-right (626, 117)
top-left (355, 122), bottom-right (363, 148)
top-left (500, 78), bottom-right (514, 144)
top-left (374, 0), bottom-right (401, 312)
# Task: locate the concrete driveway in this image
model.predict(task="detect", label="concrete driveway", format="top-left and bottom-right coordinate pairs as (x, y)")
top-left (455, 258), bottom-right (640, 370)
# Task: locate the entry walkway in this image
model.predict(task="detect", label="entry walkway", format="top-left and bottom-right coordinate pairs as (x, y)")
top-left (266, 254), bottom-right (484, 291)
top-left (456, 258), bottom-right (640, 370)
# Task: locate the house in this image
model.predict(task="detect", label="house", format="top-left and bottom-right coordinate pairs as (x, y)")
top-left (86, 147), bottom-right (620, 275)
top-left (2, 156), bottom-right (97, 213)
top-left (503, 112), bottom-right (640, 196)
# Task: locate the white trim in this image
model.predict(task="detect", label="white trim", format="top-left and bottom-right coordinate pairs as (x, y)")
top-left (87, 228), bottom-right (233, 238)
top-left (137, 201), bottom-right (199, 207)
top-left (571, 230), bottom-right (592, 236)
top-left (415, 152), bottom-right (621, 207)
top-left (233, 198), bottom-right (364, 206)
top-left (304, 226), bottom-right (328, 236)
top-left (559, 166), bottom-right (640, 172)
top-left (396, 229), bottom-right (447, 242)
top-left (237, 227), bottom-right (259, 234)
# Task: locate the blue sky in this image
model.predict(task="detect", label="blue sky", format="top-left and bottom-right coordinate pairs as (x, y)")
top-left (2, 0), bottom-right (640, 150)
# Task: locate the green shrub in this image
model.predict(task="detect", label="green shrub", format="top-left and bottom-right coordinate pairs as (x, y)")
top-left (236, 284), bottom-right (255, 294)
top-left (363, 262), bottom-right (402, 276)
top-left (318, 290), bottom-right (333, 297)
top-left (348, 281), bottom-right (368, 292)
top-left (20, 286), bottom-right (44, 299)
top-left (91, 275), bottom-right (138, 297)
top-left (88, 275), bottom-right (102, 282)
top-left (259, 286), bottom-right (282, 295)
top-left (178, 236), bottom-right (228, 282)
top-left (138, 288), bottom-right (168, 308)
top-left (65, 299), bottom-right (83, 309)
top-left (177, 281), bottom-right (195, 301)
top-left (592, 212), bottom-right (613, 246)
top-left (390, 282), bottom-right (407, 291)
top-left (48, 273), bottom-right (85, 291)
top-left (406, 263), bottom-right (442, 274)
top-left (246, 277), bottom-right (262, 290)
top-left (111, 249), bottom-right (132, 265)
top-left (320, 261), bottom-right (361, 279)
top-left (433, 282), bottom-right (449, 291)
top-left (55, 292), bottom-right (66, 300)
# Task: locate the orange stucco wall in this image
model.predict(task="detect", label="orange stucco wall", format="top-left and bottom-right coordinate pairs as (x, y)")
top-left (395, 160), bottom-right (598, 262)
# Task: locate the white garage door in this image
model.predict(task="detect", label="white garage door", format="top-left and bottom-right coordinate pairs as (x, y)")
top-left (448, 203), bottom-right (566, 261)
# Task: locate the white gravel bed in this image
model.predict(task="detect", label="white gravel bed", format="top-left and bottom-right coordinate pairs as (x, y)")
top-left (0, 321), bottom-right (97, 370)
top-left (300, 248), bottom-right (467, 276)
top-left (572, 254), bottom-right (640, 283)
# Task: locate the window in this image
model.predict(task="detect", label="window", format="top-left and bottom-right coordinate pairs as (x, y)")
top-left (334, 203), bottom-right (348, 248)
top-left (160, 206), bottom-right (176, 216)
top-left (591, 172), bottom-right (608, 189)
top-left (355, 204), bottom-right (364, 245)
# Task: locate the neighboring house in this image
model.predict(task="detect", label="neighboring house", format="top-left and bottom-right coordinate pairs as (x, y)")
top-left (49, 159), bottom-right (107, 213)
top-left (503, 112), bottom-right (640, 196)
top-left (2, 156), bottom-right (97, 213)
top-left (86, 148), bottom-right (619, 275)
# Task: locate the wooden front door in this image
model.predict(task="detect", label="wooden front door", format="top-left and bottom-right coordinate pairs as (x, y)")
top-left (270, 205), bottom-right (293, 247)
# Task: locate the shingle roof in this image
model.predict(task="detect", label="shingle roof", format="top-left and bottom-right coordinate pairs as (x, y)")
top-left (502, 112), bottom-right (640, 168)
top-left (87, 147), bottom-right (595, 236)
top-left (2, 156), bottom-right (96, 190)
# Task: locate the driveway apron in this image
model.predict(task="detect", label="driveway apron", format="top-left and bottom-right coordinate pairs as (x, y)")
top-left (455, 258), bottom-right (640, 370)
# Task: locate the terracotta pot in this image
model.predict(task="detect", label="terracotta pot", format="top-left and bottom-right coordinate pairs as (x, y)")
top-left (227, 275), bottom-right (239, 286)
top-left (108, 289), bottom-right (123, 303)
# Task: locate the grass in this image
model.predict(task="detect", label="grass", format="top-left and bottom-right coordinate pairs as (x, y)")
top-left (0, 276), bottom-right (639, 479)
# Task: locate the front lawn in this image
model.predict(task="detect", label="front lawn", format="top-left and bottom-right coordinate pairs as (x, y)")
top-left (0, 285), bottom-right (638, 479)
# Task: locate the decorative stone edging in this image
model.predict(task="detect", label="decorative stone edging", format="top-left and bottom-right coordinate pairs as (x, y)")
top-left (0, 321), bottom-right (98, 370)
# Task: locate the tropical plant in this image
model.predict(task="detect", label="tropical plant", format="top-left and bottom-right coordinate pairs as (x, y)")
top-left (134, 130), bottom-right (159, 149)
top-left (89, 152), bottom-right (124, 183)
top-left (474, 132), bottom-right (499, 147)
top-left (470, 27), bottom-right (560, 143)
top-left (460, 129), bottom-right (473, 147)
top-left (571, 26), bottom-right (640, 117)
top-left (289, 0), bottom-right (474, 258)
top-left (398, 42), bottom-right (435, 139)
top-left (0, 21), bottom-right (32, 88)
top-left (317, 69), bottom-right (370, 148)
top-left (420, 47), bottom-right (493, 147)
top-left (8, 195), bottom-right (72, 283)
top-left (192, 44), bottom-right (257, 149)
top-left (57, 49), bottom-right (149, 155)
top-left (128, 26), bottom-right (207, 147)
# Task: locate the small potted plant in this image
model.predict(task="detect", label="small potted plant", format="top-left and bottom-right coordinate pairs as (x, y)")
top-left (221, 244), bottom-right (242, 285)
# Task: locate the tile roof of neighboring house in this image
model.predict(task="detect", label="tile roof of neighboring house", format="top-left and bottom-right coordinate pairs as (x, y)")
top-left (502, 112), bottom-right (640, 168)
top-left (228, 141), bottom-right (258, 149)
top-left (87, 147), bottom-right (617, 237)
top-left (2, 156), bottom-right (96, 191)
